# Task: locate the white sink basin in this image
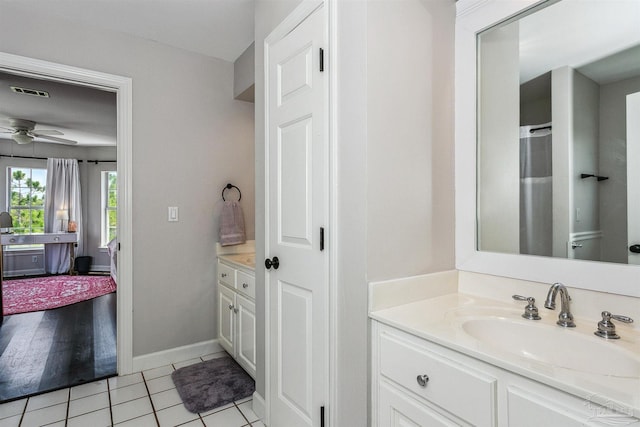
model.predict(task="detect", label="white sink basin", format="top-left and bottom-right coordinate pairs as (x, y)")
top-left (461, 317), bottom-right (640, 378)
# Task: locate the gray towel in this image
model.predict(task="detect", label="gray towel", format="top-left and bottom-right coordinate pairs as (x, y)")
top-left (219, 200), bottom-right (246, 246)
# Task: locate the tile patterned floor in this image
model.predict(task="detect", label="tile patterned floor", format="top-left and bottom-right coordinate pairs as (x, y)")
top-left (0, 352), bottom-right (263, 427)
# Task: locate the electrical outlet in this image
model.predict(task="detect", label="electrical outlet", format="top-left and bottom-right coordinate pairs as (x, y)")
top-left (32, 256), bottom-right (38, 263)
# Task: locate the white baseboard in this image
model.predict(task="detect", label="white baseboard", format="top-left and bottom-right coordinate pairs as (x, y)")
top-left (132, 339), bottom-right (222, 372)
top-left (252, 391), bottom-right (266, 421)
top-left (90, 264), bottom-right (110, 272)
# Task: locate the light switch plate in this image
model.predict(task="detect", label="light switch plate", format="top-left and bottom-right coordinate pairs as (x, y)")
top-left (168, 206), bottom-right (179, 222)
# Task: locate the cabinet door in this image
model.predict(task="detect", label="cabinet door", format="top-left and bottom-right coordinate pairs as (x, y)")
top-left (378, 381), bottom-right (459, 427)
top-left (218, 284), bottom-right (235, 356)
top-left (507, 385), bottom-right (639, 427)
top-left (236, 294), bottom-right (256, 378)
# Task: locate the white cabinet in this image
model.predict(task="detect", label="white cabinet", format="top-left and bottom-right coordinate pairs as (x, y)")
top-left (372, 321), bottom-right (640, 427)
top-left (217, 258), bottom-right (256, 379)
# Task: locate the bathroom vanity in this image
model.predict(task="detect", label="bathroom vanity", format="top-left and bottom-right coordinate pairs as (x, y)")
top-left (369, 272), bottom-right (640, 426)
top-left (216, 243), bottom-right (256, 379)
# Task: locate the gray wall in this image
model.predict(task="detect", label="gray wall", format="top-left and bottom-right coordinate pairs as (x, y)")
top-left (599, 75), bottom-right (640, 263)
top-left (234, 42), bottom-right (255, 102)
top-left (0, 4), bottom-right (255, 357)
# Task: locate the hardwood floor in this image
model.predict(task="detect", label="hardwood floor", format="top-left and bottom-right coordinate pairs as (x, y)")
top-left (0, 292), bottom-right (117, 402)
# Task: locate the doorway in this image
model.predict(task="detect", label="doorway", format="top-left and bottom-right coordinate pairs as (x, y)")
top-left (0, 53), bottom-right (134, 391)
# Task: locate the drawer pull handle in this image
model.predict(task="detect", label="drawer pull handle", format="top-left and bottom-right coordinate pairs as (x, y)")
top-left (228, 304), bottom-right (234, 310)
top-left (221, 273), bottom-right (227, 278)
top-left (243, 283), bottom-right (249, 288)
top-left (9, 238), bottom-right (15, 243)
top-left (416, 374), bottom-right (429, 387)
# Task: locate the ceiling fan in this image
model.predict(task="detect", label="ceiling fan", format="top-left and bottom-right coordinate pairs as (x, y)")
top-left (0, 118), bottom-right (78, 145)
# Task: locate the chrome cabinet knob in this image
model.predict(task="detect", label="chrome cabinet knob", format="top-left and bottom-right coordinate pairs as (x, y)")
top-left (221, 273), bottom-right (227, 278)
top-left (242, 283), bottom-right (249, 289)
top-left (228, 304), bottom-right (233, 310)
top-left (416, 374), bottom-right (429, 387)
top-left (233, 308), bottom-right (239, 314)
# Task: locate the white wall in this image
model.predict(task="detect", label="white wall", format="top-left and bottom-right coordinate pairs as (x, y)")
top-left (477, 22), bottom-right (520, 254)
top-left (366, 0), bottom-right (456, 279)
top-left (340, 0), bottom-right (456, 424)
top-left (599, 75), bottom-right (640, 263)
top-left (551, 66), bottom-right (573, 258)
top-left (0, 4), bottom-right (255, 357)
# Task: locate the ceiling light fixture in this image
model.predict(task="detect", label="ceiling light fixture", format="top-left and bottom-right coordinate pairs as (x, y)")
top-left (12, 130), bottom-right (34, 144)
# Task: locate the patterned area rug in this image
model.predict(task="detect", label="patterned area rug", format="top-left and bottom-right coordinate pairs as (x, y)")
top-left (172, 356), bottom-right (255, 414)
top-left (2, 275), bottom-right (116, 315)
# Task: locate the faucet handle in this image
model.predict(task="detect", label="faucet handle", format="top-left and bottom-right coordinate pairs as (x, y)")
top-left (512, 295), bottom-right (541, 320)
top-left (594, 311), bottom-right (634, 339)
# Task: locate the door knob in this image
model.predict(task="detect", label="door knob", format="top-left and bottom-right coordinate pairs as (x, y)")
top-left (630, 244), bottom-right (640, 254)
top-left (265, 256), bottom-right (280, 270)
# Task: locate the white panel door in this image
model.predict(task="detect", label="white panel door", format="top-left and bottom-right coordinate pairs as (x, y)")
top-left (218, 284), bottom-right (235, 356)
top-left (266, 4), bottom-right (327, 427)
top-left (627, 91), bottom-right (640, 265)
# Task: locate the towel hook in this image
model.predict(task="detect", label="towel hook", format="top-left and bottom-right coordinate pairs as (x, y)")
top-left (222, 183), bottom-right (241, 201)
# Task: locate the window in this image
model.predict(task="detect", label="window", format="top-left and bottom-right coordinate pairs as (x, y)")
top-left (7, 167), bottom-right (47, 235)
top-left (102, 171), bottom-right (117, 246)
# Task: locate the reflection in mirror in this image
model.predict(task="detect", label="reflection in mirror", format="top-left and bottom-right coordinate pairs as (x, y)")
top-left (477, 0), bottom-right (640, 265)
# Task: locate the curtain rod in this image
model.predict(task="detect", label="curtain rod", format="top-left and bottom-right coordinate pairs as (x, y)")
top-left (0, 155), bottom-right (116, 163)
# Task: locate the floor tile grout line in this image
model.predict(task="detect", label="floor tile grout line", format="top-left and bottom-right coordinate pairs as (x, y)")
top-left (107, 377), bottom-right (114, 427)
top-left (64, 388), bottom-right (70, 427)
top-left (235, 401), bottom-right (252, 426)
top-left (18, 397), bottom-right (27, 426)
top-left (141, 371), bottom-right (161, 427)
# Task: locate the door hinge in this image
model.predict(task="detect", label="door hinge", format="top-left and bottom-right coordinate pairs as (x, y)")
top-left (320, 227), bottom-right (325, 251)
top-left (321, 406), bottom-right (325, 427)
top-left (319, 48), bottom-right (324, 72)
top-left (117, 242), bottom-right (121, 251)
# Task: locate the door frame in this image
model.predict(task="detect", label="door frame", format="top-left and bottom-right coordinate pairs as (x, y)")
top-left (0, 52), bottom-right (134, 374)
top-left (263, 1), bottom-right (335, 424)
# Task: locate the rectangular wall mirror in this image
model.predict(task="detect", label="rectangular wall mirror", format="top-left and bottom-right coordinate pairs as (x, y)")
top-left (477, 0), bottom-right (640, 265)
top-left (455, 0), bottom-right (640, 297)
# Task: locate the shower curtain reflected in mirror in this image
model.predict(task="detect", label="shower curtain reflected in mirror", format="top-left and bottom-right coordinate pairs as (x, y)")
top-left (520, 124), bottom-right (552, 256)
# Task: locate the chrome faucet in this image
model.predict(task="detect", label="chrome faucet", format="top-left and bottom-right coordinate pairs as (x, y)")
top-left (544, 282), bottom-right (576, 327)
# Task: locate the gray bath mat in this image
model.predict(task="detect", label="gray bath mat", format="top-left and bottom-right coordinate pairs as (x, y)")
top-left (171, 356), bottom-right (255, 413)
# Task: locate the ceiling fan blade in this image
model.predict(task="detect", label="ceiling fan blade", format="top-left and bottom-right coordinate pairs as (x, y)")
top-left (32, 129), bottom-right (63, 136)
top-left (36, 135), bottom-right (78, 145)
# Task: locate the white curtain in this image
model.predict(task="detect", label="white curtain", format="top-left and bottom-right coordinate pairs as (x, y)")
top-left (520, 123), bottom-right (552, 256)
top-left (44, 158), bottom-right (83, 274)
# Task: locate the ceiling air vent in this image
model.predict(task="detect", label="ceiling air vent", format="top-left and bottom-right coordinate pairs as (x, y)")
top-left (10, 86), bottom-right (50, 98)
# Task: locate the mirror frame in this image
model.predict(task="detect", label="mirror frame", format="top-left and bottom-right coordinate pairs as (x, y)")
top-left (454, 0), bottom-right (640, 297)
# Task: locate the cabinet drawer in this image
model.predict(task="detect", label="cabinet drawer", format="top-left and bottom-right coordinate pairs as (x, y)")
top-left (236, 270), bottom-right (255, 299)
top-left (2, 235), bottom-right (34, 245)
top-left (379, 331), bottom-right (496, 427)
top-left (218, 262), bottom-right (235, 287)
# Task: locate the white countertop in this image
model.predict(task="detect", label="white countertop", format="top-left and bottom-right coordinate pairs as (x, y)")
top-left (370, 291), bottom-right (640, 416)
top-left (218, 253), bottom-right (255, 270)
